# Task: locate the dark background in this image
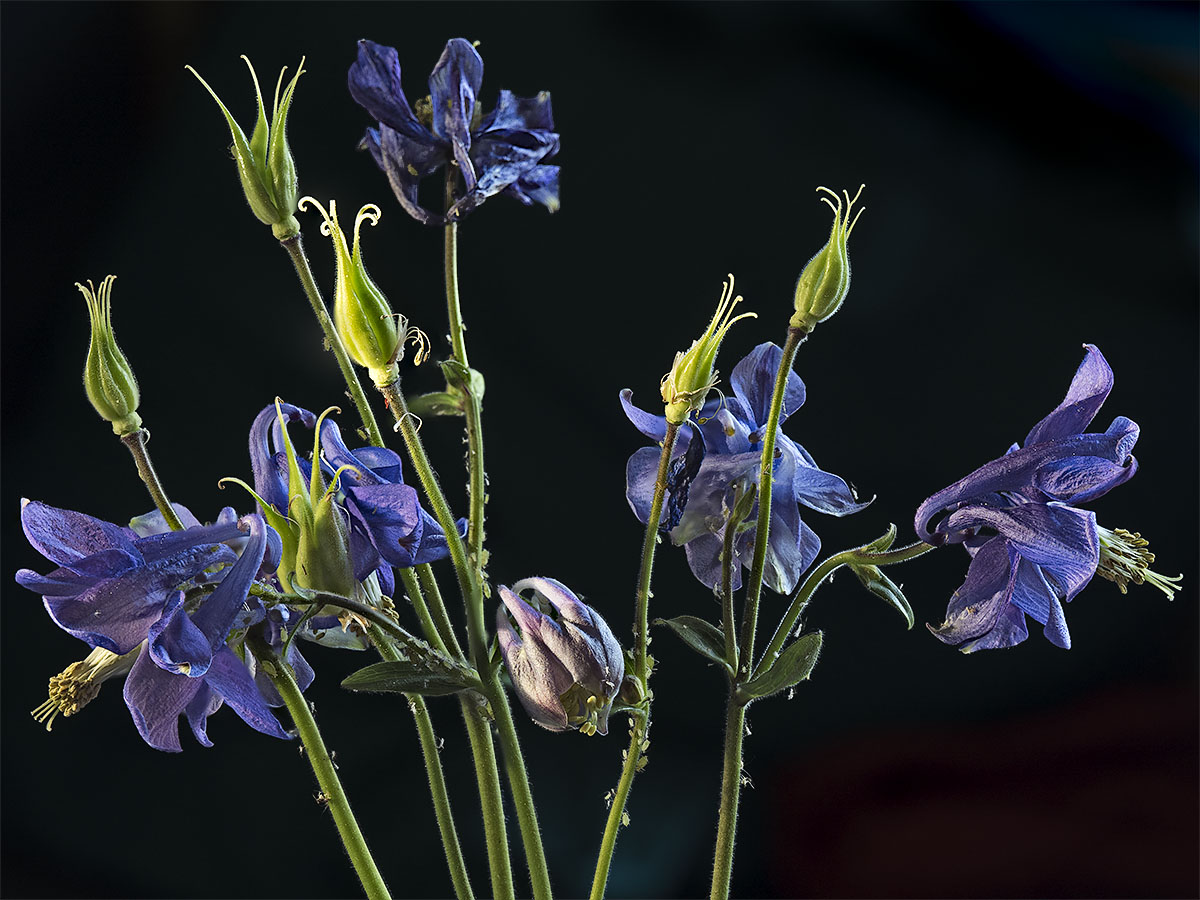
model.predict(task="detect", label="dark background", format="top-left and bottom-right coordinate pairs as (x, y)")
top-left (2, 3), bottom-right (1196, 898)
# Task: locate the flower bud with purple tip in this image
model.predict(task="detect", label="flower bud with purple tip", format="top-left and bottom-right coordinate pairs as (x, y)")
top-left (495, 577), bottom-right (624, 736)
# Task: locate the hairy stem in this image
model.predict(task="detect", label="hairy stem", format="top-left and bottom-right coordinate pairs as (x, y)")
top-left (119, 429), bottom-right (184, 531)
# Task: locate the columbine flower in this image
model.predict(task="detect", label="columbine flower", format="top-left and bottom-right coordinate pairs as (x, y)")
top-left (16, 501), bottom-right (300, 750)
top-left (496, 577), bottom-right (624, 736)
top-left (914, 344), bottom-right (1177, 652)
top-left (624, 342), bottom-right (870, 595)
top-left (348, 38), bottom-right (560, 224)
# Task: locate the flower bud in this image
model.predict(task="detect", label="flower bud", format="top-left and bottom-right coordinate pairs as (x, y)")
top-left (661, 274), bottom-right (756, 425)
top-left (496, 577), bottom-right (625, 736)
top-left (187, 57), bottom-right (305, 239)
top-left (790, 185), bottom-right (864, 332)
top-left (78, 276), bottom-right (142, 436)
top-left (300, 198), bottom-right (429, 389)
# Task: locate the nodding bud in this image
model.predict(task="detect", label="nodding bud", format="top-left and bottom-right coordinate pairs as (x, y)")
top-left (790, 185), bottom-right (864, 332)
top-left (299, 198), bottom-right (429, 389)
top-left (187, 56), bottom-right (305, 239)
top-left (660, 274), bottom-right (757, 425)
top-left (78, 276), bottom-right (142, 436)
top-left (495, 577), bottom-right (625, 736)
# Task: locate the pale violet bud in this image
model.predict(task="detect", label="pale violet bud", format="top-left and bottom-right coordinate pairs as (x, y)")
top-left (790, 185), bottom-right (864, 332)
top-left (78, 275), bottom-right (142, 436)
top-left (660, 274), bottom-right (757, 425)
top-left (496, 577), bottom-right (625, 736)
top-left (187, 56), bottom-right (305, 239)
top-left (299, 198), bottom-right (429, 389)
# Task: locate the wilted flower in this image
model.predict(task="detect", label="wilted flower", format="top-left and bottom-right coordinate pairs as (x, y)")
top-left (496, 577), bottom-right (624, 736)
top-left (625, 343), bottom-right (869, 595)
top-left (349, 38), bottom-right (560, 224)
top-left (915, 344), bottom-right (1177, 652)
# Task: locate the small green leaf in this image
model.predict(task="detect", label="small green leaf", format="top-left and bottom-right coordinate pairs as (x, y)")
top-left (849, 564), bottom-right (915, 629)
top-left (342, 660), bottom-right (473, 697)
top-left (738, 631), bottom-right (822, 703)
top-left (655, 616), bottom-right (733, 675)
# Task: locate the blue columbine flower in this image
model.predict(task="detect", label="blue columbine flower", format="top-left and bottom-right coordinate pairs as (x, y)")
top-left (16, 501), bottom-right (302, 750)
top-left (914, 344), bottom-right (1141, 652)
top-left (496, 577), bottom-right (624, 736)
top-left (348, 38), bottom-right (560, 225)
top-left (623, 342), bottom-right (870, 595)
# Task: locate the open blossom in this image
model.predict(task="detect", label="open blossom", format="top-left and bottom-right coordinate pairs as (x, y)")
top-left (349, 38), bottom-right (560, 224)
top-left (915, 344), bottom-right (1144, 651)
top-left (623, 342), bottom-right (869, 595)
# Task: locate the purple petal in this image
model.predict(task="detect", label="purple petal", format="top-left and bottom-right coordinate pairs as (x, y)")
top-left (1033, 452), bottom-right (1139, 504)
top-left (124, 645), bottom-right (204, 752)
top-left (187, 514), bottom-right (268, 661)
top-left (928, 536), bottom-right (1021, 648)
top-left (428, 38), bottom-right (484, 189)
top-left (685, 532), bottom-right (742, 592)
top-left (344, 483), bottom-right (424, 567)
top-left (149, 591), bottom-right (211, 676)
top-left (620, 389), bottom-right (670, 443)
top-left (625, 446), bottom-right (667, 525)
top-left (379, 124), bottom-right (447, 226)
top-left (347, 40), bottom-right (434, 142)
top-left (184, 681), bottom-right (222, 748)
top-left (479, 89), bottom-right (555, 132)
top-left (452, 129), bottom-right (559, 218)
top-left (787, 440), bottom-right (872, 517)
top-left (20, 500), bottom-right (135, 565)
top-left (250, 402), bottom-right (315, 513)
top-left (504, 164), bottom-right (561, 213)
top-left (1023, 344), bottom-right (1113, 446)
top-left (670, 451), bottom-right (760, 545)
top-left (204, 646), bottom-right (291, 742)
top-left (730, 343), bottom-right (806, 429)
top-left (1009, 559), bottom-right (1071, 649)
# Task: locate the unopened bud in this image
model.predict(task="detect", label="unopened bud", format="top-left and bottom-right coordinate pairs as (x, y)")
top-left (790, 185), bottom-right (864, 332)
top-left (78, 276), bottom-right (141, 436)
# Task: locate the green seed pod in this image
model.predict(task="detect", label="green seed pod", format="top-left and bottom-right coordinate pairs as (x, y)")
top-left (790, 185), bottom-right (864, 332)
top-left (78, 276), bottom-right (142, 436)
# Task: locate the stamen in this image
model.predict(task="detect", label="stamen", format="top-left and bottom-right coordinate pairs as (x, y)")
top-left (1097, 526), bottom-right (1183, 600)
top-left (30, 646), bottom-right (138, 731)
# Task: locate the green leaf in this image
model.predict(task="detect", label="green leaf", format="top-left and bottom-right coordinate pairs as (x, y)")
top-left (737, 631), bottom-right (822, 703)
top-left (341, 660), bottom-right (474, 697)
top-left (655, 616), bottom-right (733, 676)
top-left (849, 564), bottom-right (915, 629)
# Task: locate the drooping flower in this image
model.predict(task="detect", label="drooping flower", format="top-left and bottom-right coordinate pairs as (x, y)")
top-left (348, 38), bottom-right (560, 225)
top-left (496, 577), bottom-right (624, 736)
top-left (914, 344), bottom-right (1176, 652)
top-left (624, 342), bottom-right (870, 595)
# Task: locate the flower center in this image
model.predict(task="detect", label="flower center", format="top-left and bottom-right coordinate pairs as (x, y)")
top-left (1096, 526), bottom-right (1183, 600)
top-left (31, 646), bottom-right (139, 731)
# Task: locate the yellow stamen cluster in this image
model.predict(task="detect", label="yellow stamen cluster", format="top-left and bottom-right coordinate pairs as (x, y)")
top-left (31, 646), bottom-right (138, 731)
top-left (1096, 527), bottom-right (1183, 600)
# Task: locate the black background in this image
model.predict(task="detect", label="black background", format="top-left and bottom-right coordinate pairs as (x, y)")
top-left (2, 3), bottom-right (1197, 898)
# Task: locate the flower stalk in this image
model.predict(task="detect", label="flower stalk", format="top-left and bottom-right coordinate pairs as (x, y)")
top-left (119, 430), bottom-right (185, 532)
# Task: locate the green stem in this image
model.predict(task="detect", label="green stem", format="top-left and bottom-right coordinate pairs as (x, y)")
top-left (119, 429), bottom-right (184, 531)
top-left (738, 326), bottom-right (806, 675)
top-left (720, 499), bottom-right (741, 673)
top-left (591, 424), bottom-right (679, 896)
top-left (443, 174), bottom-right (487, 567)
top-left (279, 234), bottom-right (385, 448)
top-left (253, 638), bottom-right (391, 900)
top-left (460, 693), bottom-right (516, 900)
top-left (398, 567), bottom-right (448, 656)
top-left (373, 631), bottom-right (474, 900)
top-left (754, 540), bottom-right (935, 681)
top-left (418, 563), bottom-right (465, 660)
top-left (709, 698), bottom-right (746, 900)
top-left (589, 710), bottom-right (648, 900)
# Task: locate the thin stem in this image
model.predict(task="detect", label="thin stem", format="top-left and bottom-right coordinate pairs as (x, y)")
top-left (253, 638), bottom-right (391, 900)
top-left (636, 422), bottom-right (682, 684)
top-left (709, 698), bottom-right (746, 900)
top-left (460, 693), bottom-right (516, 900)
top-left (417, 563), bottom-right (465, 660)
top-left (591, 425), bottom-right (679, 895)
top-left (755, 540), bottom-right (935, 681)
top-left (398, 567), bottom-right (448, 656)
top-left (279, 234), bottom-right (385, 448)
top-left (720, 502), bottom-right (741, 672)
top-left (738, 327), bottom-right (806, 675)
top-left (372, 631), bottom-right (474, 900)
top-left (488, 669), bottom-right (554, 900)
top-left (120, 429), bottom-right (184, 531)
top-left (588, 711), bottom-right (648, 900)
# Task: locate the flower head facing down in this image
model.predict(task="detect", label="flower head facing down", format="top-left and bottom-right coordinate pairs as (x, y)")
top-left (913, 344), bottom-right (1169, 652)
top-left (625, 342), bottom-right (870, 596)
top-left (349, 39), bottom-right (560, 225)
top-left (496, 577), bottom-right (624, 736)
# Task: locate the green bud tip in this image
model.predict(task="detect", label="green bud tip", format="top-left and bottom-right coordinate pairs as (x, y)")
top-left (299, 197), bottom-right (430, 388)
top-left (661, 273), bottom-right (757, 425)
top-left (790, 184), bottom-right (864, 332)
top-left (78, 275), bottom-right (142, 436)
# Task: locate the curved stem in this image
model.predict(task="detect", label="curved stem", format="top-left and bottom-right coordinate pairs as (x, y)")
top-left (738, 326), bottom-right (805, 675)
top-left (588, 710), bottom-right (648, 900)
top-left (372, 630), bottom-right (474, 900)
top-left (253, 638), bottom-right (391, 900)
top-left (710, 698), bottom-right (746, 900)
top-left (119, 429), bottom-right (184, 531)
top-left (279, 234), bottom-right (385, 448)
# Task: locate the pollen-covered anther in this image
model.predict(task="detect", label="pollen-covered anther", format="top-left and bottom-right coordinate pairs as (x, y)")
top-left (1096, 526), bottom-right (1183, 600)
top-left (31, 646), bottom-right (137, 731)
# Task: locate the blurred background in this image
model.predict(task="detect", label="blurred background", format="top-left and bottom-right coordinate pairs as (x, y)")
top-left (2, 2), bottom-right (1196, 897)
